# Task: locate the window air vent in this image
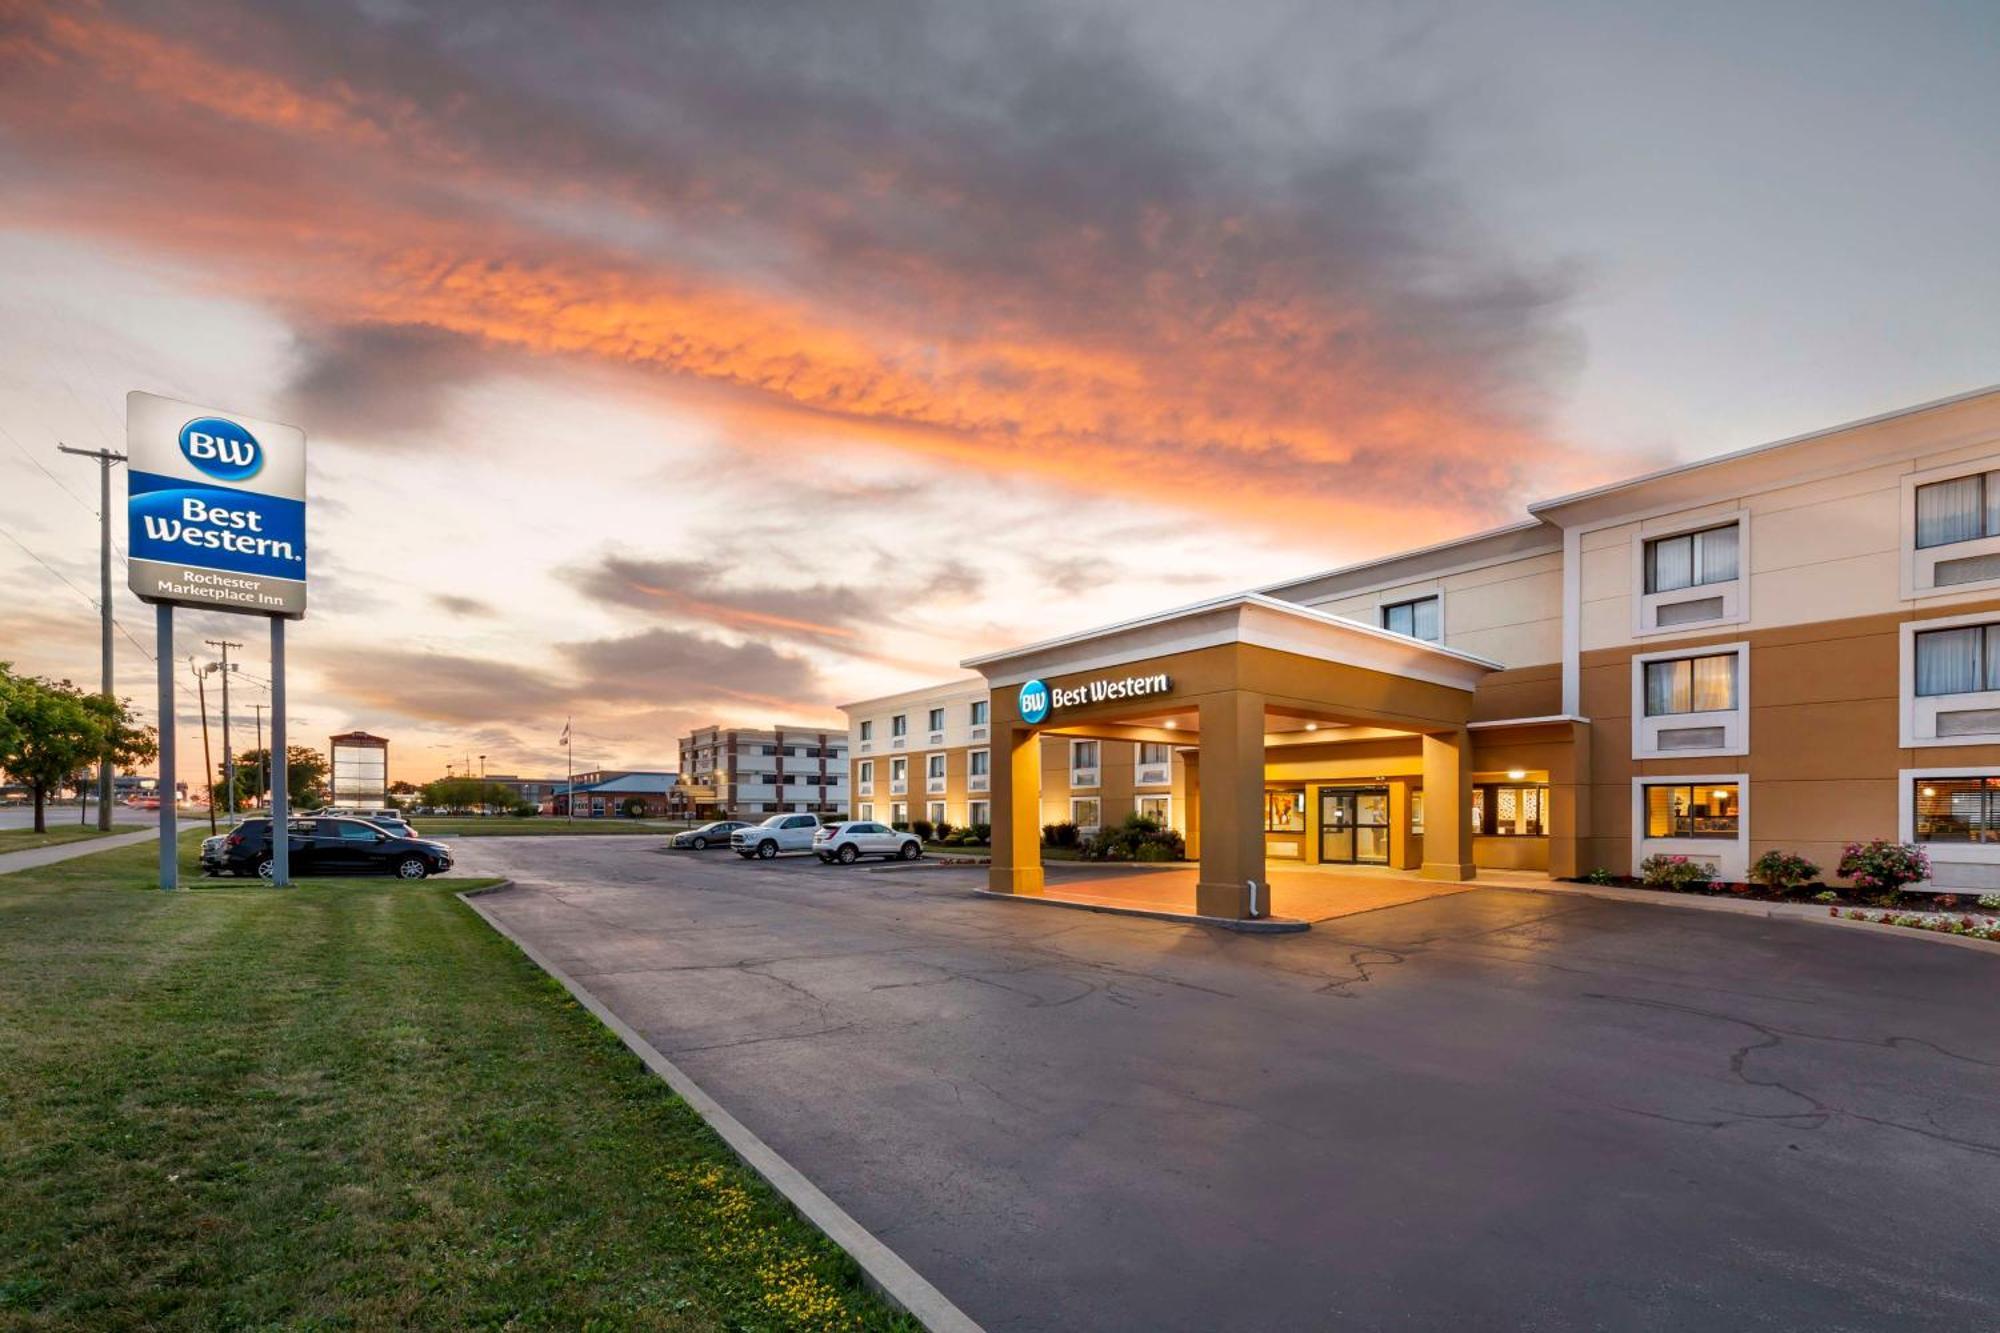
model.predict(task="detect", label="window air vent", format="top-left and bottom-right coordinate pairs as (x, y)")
top-left (1937, 708), bottom-right (2000, 737)
top-left (1657, 726), bottom-right (1726, 750)
top-left (1656, 596), bottom-right (1726, 627)
top-left (1935, 553), bottom-right (2000, 587)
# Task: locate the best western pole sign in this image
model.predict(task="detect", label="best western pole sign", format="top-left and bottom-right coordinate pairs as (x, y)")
top-left (126, 391), bottom-right (307, 616)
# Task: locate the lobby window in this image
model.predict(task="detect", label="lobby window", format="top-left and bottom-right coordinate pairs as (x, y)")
top-left (1915, 471), bottom-right (2000, 549)
top-left (969, 699), bottom-right (988, 726)
top-left (1381, 595), bottom-right (1440, 642)
top-left (1070, 797), bottom-right (1101, 831)
top-left (891, 714), bottom-right (907, 738)
top-left (927, 707), bottom-right (945, 732)
top-left (1913, 777), bottom-right (2000, 843)
top-left (1915, 623), bottom-right (2000, 696)
top-left (1644, 522), bottom-right (1739, 593)
top-left (1643, 653), bottom-right (1737, 715)
top-left (1471, 783), bottom-right (1547, 836)
top-left (1643, 783), bottom-right (1740, 839)
top-left (1137, 795), bottom-right (1171, 824)
top-left (1264, 788), bottom-right (1305, 834)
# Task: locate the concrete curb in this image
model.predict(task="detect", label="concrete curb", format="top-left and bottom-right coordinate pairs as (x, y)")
top-left (972, 887), bottom-right (1309, 933)
top-left (1521, 881), bottom-right (2000, 956)
top-left (455, 882), bottom-right (983, 1333)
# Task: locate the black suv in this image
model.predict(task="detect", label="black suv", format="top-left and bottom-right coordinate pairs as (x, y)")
top-left (201, 816), bottom-right (454, 880)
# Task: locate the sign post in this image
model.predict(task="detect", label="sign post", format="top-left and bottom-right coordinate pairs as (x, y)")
top-left (127, 392), bottom-right (307, 888)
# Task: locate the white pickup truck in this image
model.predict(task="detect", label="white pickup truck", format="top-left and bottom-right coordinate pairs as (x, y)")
top-left (730, 813), bottom-right (824, 859)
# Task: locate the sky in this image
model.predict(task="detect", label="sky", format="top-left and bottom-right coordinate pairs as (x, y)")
top-left (1, 0), bottom-right (1996, 783)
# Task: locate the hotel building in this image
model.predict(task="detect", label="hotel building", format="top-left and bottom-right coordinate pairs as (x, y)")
top-left (676, 724), bottom-right (849, 817)
top-left (842, 681), bottom-right (1184, 833)
top-left (868, 385), bottom-right (2000, 921)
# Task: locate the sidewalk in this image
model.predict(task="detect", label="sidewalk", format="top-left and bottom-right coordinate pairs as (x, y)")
top-left (0, 828), bottom-right (159, 876)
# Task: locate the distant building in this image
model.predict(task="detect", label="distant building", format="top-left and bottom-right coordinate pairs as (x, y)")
top-left (677, 725), bottom-right (848, 816)
top-left (545, 769), bottom-right (690, 818)
top-left (481, 774), bottom-right (567, 808)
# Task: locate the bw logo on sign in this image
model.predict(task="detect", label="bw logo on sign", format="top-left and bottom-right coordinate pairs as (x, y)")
top-left (179, 416), bottom-right (263, 482)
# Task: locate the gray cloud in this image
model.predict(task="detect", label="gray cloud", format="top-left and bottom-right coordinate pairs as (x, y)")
top-left (559, 627), bottom-right (821, 707)
top-left (431, 593), bottom-right (498, 618)
top-left (283, 322), bottom-right (494, 443)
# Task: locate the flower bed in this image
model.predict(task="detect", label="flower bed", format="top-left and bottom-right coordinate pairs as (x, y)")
top-left (1833, 906), bottom-right (2000, 942)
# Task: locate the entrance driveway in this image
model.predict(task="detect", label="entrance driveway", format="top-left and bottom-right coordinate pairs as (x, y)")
top-left (1030, 860), bottom-right (1484, 922)
top-left (455, 838), bottom-right (2000, 1331)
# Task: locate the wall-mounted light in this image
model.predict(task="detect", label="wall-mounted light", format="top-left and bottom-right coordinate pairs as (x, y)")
top-left (1304, 722), bottom-right (1318, 732)
top-left (1164, 720), bottom-right (1177, 730)
top-left (1506, 769), bottom-right (1527, 781)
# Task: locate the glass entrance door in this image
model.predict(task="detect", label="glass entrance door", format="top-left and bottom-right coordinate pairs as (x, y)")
top-left (1320, 787), bottom-right (1391, 864)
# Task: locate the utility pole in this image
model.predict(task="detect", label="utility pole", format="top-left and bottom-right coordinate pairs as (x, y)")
top-left (56, 443), bottom-right (127, 831)
top-left (191, 657), bottom-right (218, 835)
top-left (205, 639), bottom-right (241, 818)
top-left (251, 702), bottom-right (267, 810)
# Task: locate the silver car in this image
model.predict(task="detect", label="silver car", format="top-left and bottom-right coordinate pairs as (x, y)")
top-left (814, 821), bottom-right (922, 865)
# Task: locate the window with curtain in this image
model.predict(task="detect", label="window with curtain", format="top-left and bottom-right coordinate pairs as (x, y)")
top-left (968, 749), bottom-right (988, 776)
top-left (969, 700), bottom-right (988, 725)
top-left (1644, 523), bottom-right (1741, 593)
top-left (1138, 741), bottom-right (1171, 765)
top-left (1643, 653), bottom-right (1738, 715)
top-left (1915, 472), bottom-right (2000, 549)
top-left (1913, 777), bottom-right (2000, 843)
top-left (927, 754), bottom-right (946, 778)
top-left (1914, 623), bottom-right (2000, 696)
top-left (1644, 783), bottom-right (1740, 838)
top-left (1381, 595), bottom-right (1441, 641)
top-left (1070, 740), bottom-right (1098, 768)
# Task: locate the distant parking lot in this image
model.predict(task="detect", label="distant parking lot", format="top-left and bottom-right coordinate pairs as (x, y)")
top-left (456, 835), bottom-right (2000, 1332)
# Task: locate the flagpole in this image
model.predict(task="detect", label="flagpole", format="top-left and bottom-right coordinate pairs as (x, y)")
top-left (564, 717), bottom-right (573, 822)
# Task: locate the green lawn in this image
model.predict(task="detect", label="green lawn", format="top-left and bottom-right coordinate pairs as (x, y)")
top-left (0, 838), bottom-right (910, 1330)
top-left (0, 824), bottom-right (143, 853)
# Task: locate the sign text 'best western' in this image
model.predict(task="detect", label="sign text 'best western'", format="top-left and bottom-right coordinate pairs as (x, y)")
top-left (127, 391), bottom-right (308, 617)
top-left (1018, 672), bottom-right (1171, 724)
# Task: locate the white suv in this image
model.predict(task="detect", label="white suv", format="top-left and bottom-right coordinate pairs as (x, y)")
top-left (815, 821), bottom-right (923, 865)
top-left (731, 813), bottom-right (823, 859)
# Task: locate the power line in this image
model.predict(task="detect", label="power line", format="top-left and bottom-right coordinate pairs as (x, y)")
top-left (2, 422), bottom-right (97, 517)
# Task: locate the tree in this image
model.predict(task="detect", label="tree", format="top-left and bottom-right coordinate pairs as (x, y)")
top-left (0, 666), bottom-right (156, 833)
top-left (211, 746), bottom-right (326, 811)
top-left (420, 777), bottom-right (527, 815)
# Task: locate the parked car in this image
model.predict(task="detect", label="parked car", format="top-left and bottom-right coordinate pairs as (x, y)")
top-left (730, 813), bottom-right (823, 859)
top-left (814, 821), bottom-right (923, 865)
top-left (671, 820), bottom-right (750, 850)
top-left (200, 816), bottom-right (454, 880)
top-left (362, 814), bottom-right (420, 839)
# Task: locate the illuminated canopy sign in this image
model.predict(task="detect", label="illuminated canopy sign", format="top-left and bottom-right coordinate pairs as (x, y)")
top-left (1019, 671), bottom-right (1172, 724)
top-left (127, 391), bottom-right (308, 618)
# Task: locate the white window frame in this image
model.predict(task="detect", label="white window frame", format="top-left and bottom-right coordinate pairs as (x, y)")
top-left (967, 747), bottom-right (990, 792)
top-left (968, 800), bottom-right (990, 827)
top-left (857, 802), bottom-right (874, 822)
top-left (1631, 773), bottom-right (1748, 882)
top-left (857, 759), bottom-right (874, 795)
top-left (889, 756), bottom-right (908, 795)
top-left (1899, 609), bottom-right (2000, 747)
top-left (1134, 741), bottom-right (1172, 788)
top-left (1629, 509), bottom-right (1749, 637)
top-left (925, 751), bottom-right (947, 794)
top-left (1899, 765), bottom-right (2000, 889)
top-left (969, 699), bottom-right (989, 742)
top-left (1136, 793), bottom-right (1172, 826)
top-left (1069, 795), bottom-right (1102, 833)
top-left (1900, 455), bottom-right (2000, 599)
top-left (1630, 640), bottom-right (1749, 758)
top-left (1068, 739), bottom-right (1100, 789)
top-left (927, 800), bottom-right (946, 826)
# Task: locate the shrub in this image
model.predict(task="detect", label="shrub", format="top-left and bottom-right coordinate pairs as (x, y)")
top-left (1080, 813), bottom-right (1186, 863)
top-left (1582, 867), bottom-right (1616, 886)
top-left (1812, 889), bottom-right (1840, 904)
top-left (1836, 840), bottom-right (1929, 894)
top-left (970, 822), bottom-right (991, 844)
top-left (1748, 849), bottom-right (1820, 894)
top-left (1980, 894), bottom-right (2000, 911)
top-left (620, 797), bottom-right (649, 819)
top-left (911, 818), bottom-right (934, 842)
top-left (1042, 821), bottom-right (1080, 848)
top-left (1639, 853), bottom-right (1717, 891)
top-left (890, 820), bottom-right (909, 832)
top-left (932, 820), bottom-right (954, 843)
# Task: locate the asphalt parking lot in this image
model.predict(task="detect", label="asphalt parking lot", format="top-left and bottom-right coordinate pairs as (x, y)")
top-left (453, 837), bottom-right (2000, 1332)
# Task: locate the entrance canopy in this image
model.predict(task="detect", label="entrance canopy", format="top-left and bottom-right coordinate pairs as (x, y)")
top-left (963, 593), bottom-right (1503, 921)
